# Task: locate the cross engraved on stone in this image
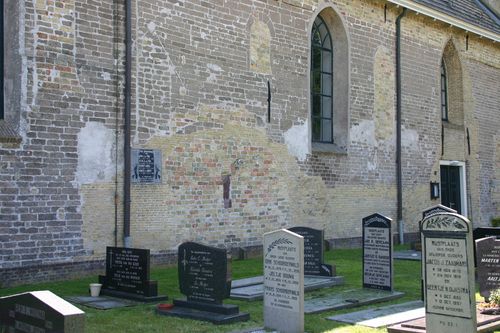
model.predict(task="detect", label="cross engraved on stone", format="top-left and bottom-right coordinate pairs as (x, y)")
top-left (181, 249), bottom-right (188, 271)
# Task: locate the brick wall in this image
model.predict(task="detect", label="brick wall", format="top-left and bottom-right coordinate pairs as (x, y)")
top-left (0, 0), bottom-right (499, 284)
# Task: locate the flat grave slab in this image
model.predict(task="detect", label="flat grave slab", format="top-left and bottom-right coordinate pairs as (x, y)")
top-left (303, 288), bottom-right (404, 314)
top-left (327, 301), bottom-right (424, 328)
top-left (393, 250), bottom-right (421, 261)
top-left (230, 275), bottom-right (344, 301)
top-left (65, 295), bottom-right (138, 310)
top-left (387, 310), bottom-right (500, 333)
top-left (160, 305), bottom-right (249, 325)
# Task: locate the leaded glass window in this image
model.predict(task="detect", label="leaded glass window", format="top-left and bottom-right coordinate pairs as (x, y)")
top-left (311, 16), bottom-right (333, 143)
top-left (440, 59), bottom-right (448, 121)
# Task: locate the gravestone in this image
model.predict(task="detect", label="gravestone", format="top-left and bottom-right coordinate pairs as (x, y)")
top-left (288, 226), bottom-right (333, 276)
top-left (263, 229), bottom-right (304, 333)
top-left (421, 212), bottom-right (476, 333)
top-left (98, 246), bottom-right (167, 302)
top-left (475, 236), bottom-right (500, 301)
top-left (473, 227), bottom-right (500, 266)
top-left (363, 213), bottom-right (393, 291)
top-left (157, 242), bottom-right (249, 324)
top-left (0, 290), bottom-right (85, 333)
top-left (422, 204), bottom-right (457, 219)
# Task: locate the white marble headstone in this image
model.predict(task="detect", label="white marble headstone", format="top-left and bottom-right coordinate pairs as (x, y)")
top-left (263, 229), bottom-right (304, 333)
top-left (420, 212), bottom-right (476, 333)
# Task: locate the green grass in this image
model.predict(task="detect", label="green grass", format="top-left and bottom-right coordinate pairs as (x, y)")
top-left (0, 245), bottom-right (484, 332)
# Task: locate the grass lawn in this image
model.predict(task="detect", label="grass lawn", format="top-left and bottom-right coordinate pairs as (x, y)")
top-left (0, 245), bottom-right (486, 332)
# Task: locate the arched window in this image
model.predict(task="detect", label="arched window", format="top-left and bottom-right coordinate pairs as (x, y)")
top-left (311, 16), bottom-right (333, 143)
top-left (440, 59), bottom-right (448, 121)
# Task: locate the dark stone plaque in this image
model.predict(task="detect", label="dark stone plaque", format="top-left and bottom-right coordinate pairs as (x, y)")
top-left (475, 236), bottom-right (500, 300)
top-left (362, 213), bottom-right (393, 291)
top-left (131, 149), bottom-right (162, 184)
top-left (0, 291), bottom-right (85, 333)
top-left (157, 242), bottom-right (249, 324)
top-left (98, 247), bottom-right (166, 302)
top-left (288, 226), bottom-right (333, 276)
top-left (422, 204), bottom-right (457, 219)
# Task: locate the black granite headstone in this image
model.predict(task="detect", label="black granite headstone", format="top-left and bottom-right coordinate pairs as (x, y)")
top-left (475, 236), bottom-right (500, 301)
top-left (0, 291), bottom-right (85, 333)
top-left (288, 226), bottom-right (333, 276)
top-left (98, 246), bottom-right (167, 302)
top-left (362, 213), bottom-right (393, 291)
top-left (157, 242), bottom-right (249, 324)
top-left (178, 242), bottom-right (231, 304)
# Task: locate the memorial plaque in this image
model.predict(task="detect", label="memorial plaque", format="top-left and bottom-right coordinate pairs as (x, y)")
top-left (422, 204), bottom-right (456, 219)
top-left (98, 247), bottom-right (166, 301)
top-left (178, 242), bottom-right (230, 304)
top-left (0, 290), bottom-right (85, 333)
top-left (131, 148), bottom-right (162, 184)
top-left (362, 213), bottom-right (393, 291)
top-left (475, 236), bottom-right (500, 300)
top-left (288, 226), bottom-right (333, 276)
top-left (421, 212), bottom-right (476, 333)
top-left (264, 229), bottom-right (304, 333)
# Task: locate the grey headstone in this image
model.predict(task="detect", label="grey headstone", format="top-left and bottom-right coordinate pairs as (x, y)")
top-left (263, 229), bottom-right (304, 333)
top-left (420, 212), bottom-right (477, 333)
top-left (475, 236), bottom-right (500, 300)
top-left (0, 290), bottom-right (85, 333)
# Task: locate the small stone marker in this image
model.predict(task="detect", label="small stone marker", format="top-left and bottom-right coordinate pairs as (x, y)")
top-left (263, 229), bottom-right (304, 333)
top-left (362, 213), bottom-right (393, 291)
top-left (98, 246), bottom-right (167, 302)
top-left (475, 236), bottom-right (500, 301)
top-left (421, 212), bottom-right (476, 333)
top-left (288, 226), bottom-right (333, 276)
top-left (0, 290), bottom-right (85, 333)
top-left (157, 242), bottom-right (249, 324)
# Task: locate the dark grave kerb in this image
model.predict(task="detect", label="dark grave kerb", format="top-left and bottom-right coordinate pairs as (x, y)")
top-left (362, 213), bottom-right (393, 291)
top-left (98, 246), bottom-right (167, 302)
top-left (0, 290), bottom-right (85, 333)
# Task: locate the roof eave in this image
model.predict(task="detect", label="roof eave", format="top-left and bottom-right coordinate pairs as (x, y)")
top-left (387, 0), bottom-right (500, 42)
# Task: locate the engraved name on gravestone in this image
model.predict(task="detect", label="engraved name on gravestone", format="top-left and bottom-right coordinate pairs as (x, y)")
top-left (0, 291), bottom-right (85, 333)
top-left (362, 213), bottom-right (393, 291)
top-left (99, 247), bottom-right (163, 300)
top-left (131, 148), bottom-right (162, 184)
top-left (288, 226), bottom-right (333, 276)
top-left (421, 212), bottom-right (476, 333)
top-left (264, 229), bottom-right (304, 333)
top-left (475, 236), bottom-right (500, 300)
top-left (178, 242), bottom-right (230, 304)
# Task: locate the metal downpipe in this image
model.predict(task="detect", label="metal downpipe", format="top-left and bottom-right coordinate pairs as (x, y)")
top-left (396, 8), bottom-right (407, 244)
top-left (123, 0), bottom-right (132, 248)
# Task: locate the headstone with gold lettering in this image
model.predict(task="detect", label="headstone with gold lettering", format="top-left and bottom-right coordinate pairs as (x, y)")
top-left (263, 229), bottom-right (304, 333)
top-left (421, 212), bottom-right (476, 333)
top-left (0, 290), bottom-right (85, 333)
